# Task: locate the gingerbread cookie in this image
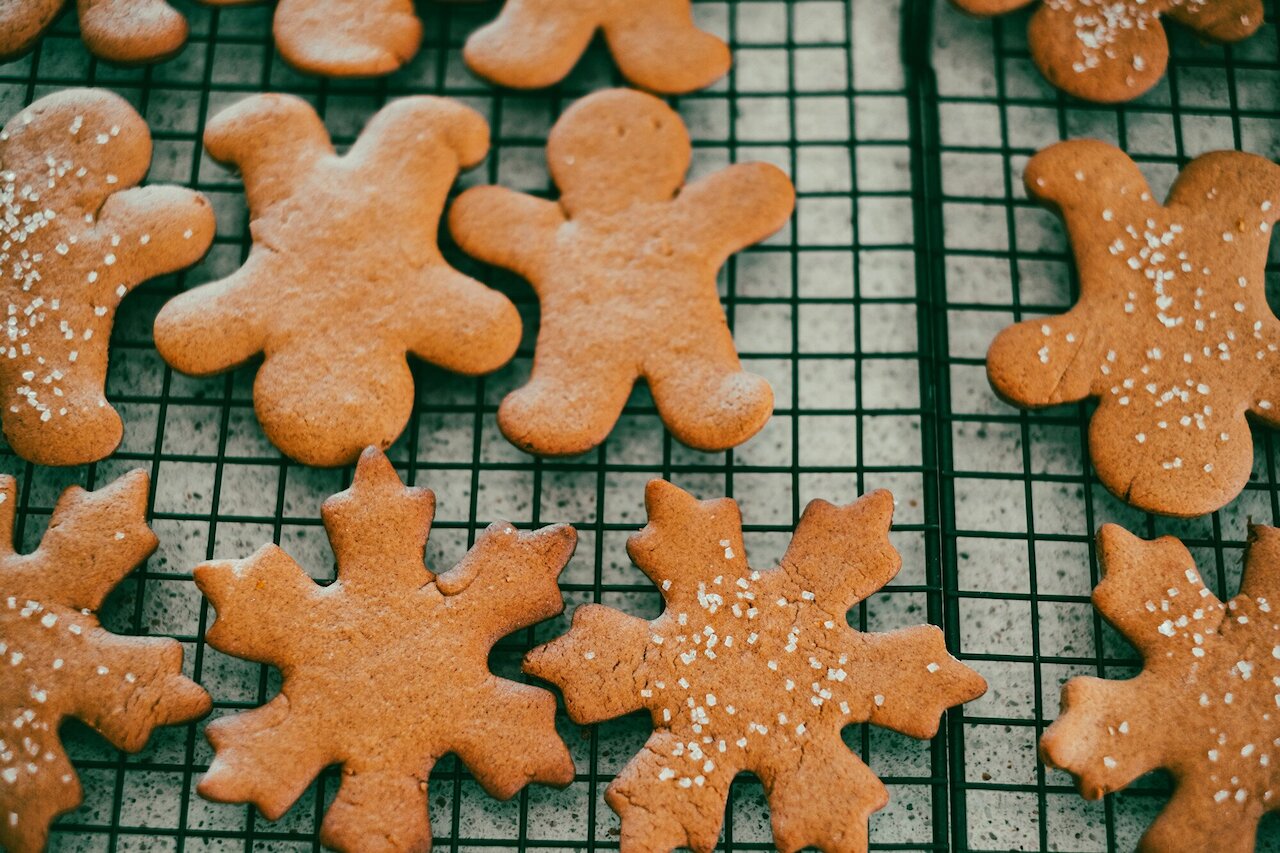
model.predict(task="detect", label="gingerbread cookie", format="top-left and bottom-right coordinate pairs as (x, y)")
top-left (0, 89), bottom-right (215, 466)
top-left (987, 140), bottom-right (1280, 517)
top-left (524, 480), bottom-right (986, 852)
top-left (450, 89), bottom-right (793, 456)
top-left (0, 469), bottom-right (212, 853)
top-left (201, 0), bottom-right (423, 77)
top-left (194, 447), bottom-right (576, 853)
top-left (0, 0), bottom-right (190, 64)
top-left (464, 0), bottom-right (731, 93)
top-left (153, 94), bottom-right (521, 468)
top-left (1042, 523), bottom-right (1280, 852)
top-left (950, 0), bottom-right (1264, 102)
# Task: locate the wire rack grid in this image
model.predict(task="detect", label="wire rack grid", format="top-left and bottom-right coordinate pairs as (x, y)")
top-left (0, 0), bottom-right (1276, 850)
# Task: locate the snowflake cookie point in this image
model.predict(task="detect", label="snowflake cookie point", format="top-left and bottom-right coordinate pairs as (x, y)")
top-left (525, 480), bottom-right (985, 853)
top-left (0, 469), bottom-right (210, 853)
top-left (988, 140), bottom-right (1280, 517)
top-left (193, 447), bottom-right (574, 853)
top-left (1044, 523), bottom-right (1280, 852)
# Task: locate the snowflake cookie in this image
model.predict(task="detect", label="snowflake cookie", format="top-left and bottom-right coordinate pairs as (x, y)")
top-left (465, 0), bottom-right (731, 93)
top-left (194, 447), bottom-right (576, 853)
top-left (1043, 523), bottom-right (1280, 852)
top-left (0, 0), bottom-right (190, 65)
top-left (950, 0), bottom-right (1264, 102)
top-left (523, 480), bottom-right (987, 853)
top-left (0, 469), bottom-right (211, 853)
top-left (154, 94), bottom-right (520, 468)
top-left (0, 89), bottom-right (215, 466)
top-left (987, 139), bottom-right (1280, 517)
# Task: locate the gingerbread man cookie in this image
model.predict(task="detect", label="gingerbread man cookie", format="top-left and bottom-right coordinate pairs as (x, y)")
top-left (201, 0), bottom-right (423, 77)
top-left (987, 140), bottom-right (1280, 517)
top-left (524, 480), bottom-right (986, 852)
top-left (0, 0), bottom-right (190, 64)
top-left (950, 0), bottom-right (1265, 102)
top-left (465, 0), bottom-right (731, 93)
top-left (0, 469), bottom-right (211, 853)
top-left (1043, 523), bottom-right (1280, 852)
top-left (194, 447), bottom-right (576, 853)
top-left (450, 89), bottom-right (793, 456)
top-left (0, 89), bottom-right (215, 466)
top-left (154, 94), bottom-right (521, 468)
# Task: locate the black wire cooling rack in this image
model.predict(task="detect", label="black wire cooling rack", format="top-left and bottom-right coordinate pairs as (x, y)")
top-left (0, 0), bottom-right (1277, 850)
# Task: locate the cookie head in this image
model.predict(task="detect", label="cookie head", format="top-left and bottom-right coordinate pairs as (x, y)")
top-left (548, 89), bottom-right (691, 214)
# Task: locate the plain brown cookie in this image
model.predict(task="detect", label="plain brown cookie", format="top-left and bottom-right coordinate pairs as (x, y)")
top-left (194, 447), bottom-right (576, 853)
top-left (0, 88), bottom-right (215, 466)
top-left (524, 480), bottom-right (986, 853)
top-left (450, 88), bottom-right (793, 457)
top-left (950, 0), bottom-right (1265, 102)
top-left (987, 139), bottom-right (1280, 517)
top-left (464, 0), bottom-right (731, 93)
top-left (201, 0), bottom-right (423, 77)
top-left (1042, 523), bottom-right (1280, 852)
top-left (153, 94), bottom-right (521, 468)
top-left (0, 0), bottom-right (189, 64)
top-left (0, 469), bottom-right (212, 853)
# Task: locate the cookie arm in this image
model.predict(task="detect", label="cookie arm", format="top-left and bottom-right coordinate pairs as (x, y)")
top-left (674, 163), bottom-right (795, 264)
top-left (523, 604), bottom-right (652, 724)
top-left (153, 257), bottom-right (270, 377)
top-left (272, 0), bottom-right (422, 77)
top-left (448, 186), bottom-right (564, 282)
top-left (1138, 775), bottom-right (1259, 853)
top-left (452, 680), bottom-right (575, 798)
top-left (74, 0), bottom-right (188, 63)
top-left (204, 94), bottom-right (334, 212)
top-left (403, 267), bottom-right (521, 376)
top-left (602, 0), bottom-right (731, 94)
top-left (92, 186), bottom-right (216, 288)
top-left (463, 0), bottom-right (599, 89)
top-left (986, 310), bottom-right (1101, 407)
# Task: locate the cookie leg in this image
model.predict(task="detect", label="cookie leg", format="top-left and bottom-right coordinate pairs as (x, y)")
top-left (758, 739), bottom-right (887, 853)
top-left (452, 681), bottom-right (574, 798)
top-left (603, 0), bottom-right (731, 93)
top-left (463, 0), bottom-right (598, 89)
top-left (254, 346), bottom-right (416, 467)
top-left (498, 345), bottom-right (636, 456)
top-left (320, 768), bottom-right (433, 853)
top-left (272, 0), bottom-right (422, 77)
top-left (605, 730), bottom-right (734, 853)
top-left (645, 336), bottom-right (773, 452)
top-left (1, 374), bottom-right (123, 467)
top-left (75, 0), bottom-right (188, 63)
